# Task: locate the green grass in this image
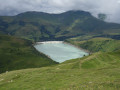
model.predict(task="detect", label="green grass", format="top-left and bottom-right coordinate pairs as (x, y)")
top-left (0, 35), bottom-right (58, 73)
top-left (66, 37), bottom-right (120, 52)
top-left (0, 10), bottom-right (120, 90)
top-left (0, 51), bottom-right (120, 90)
top-left (0, 35), bottom-right (120, 89)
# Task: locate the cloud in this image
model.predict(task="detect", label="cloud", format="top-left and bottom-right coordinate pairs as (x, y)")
top-left (0, 0), bottom-right (120, 23)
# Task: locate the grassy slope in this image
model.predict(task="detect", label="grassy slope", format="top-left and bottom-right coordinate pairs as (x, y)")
top-left (0, 35), bottom-right (58, 73)
top-left (0, 51), bottom-right (120, 89)
top-left (66, 37), bottom-right (120, 52)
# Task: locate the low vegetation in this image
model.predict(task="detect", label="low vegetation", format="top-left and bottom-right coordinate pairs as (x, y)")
top-left (0, 51), bottom-right (120, 89)
top-left (0, 10), bottom-right (120, 90)
top-left (66, 37), bottom-right (120, 52)
top-left (0, 35), bottom-right (58, 73)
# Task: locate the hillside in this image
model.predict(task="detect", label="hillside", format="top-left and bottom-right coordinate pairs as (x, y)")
top-left (0, 10), bottom-right (120, 90)
top-left (66, 37), bottom-right (120, 53)
top-left (0, 51), bottom-right (120, 89)
top-left (0, 35), bottom-right (58, 73)
top-left (0, 10), bottom-right (120, 41)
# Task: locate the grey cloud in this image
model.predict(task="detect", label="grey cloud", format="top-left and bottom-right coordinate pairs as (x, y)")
top-left (0, 0), bottom-right (120, 23)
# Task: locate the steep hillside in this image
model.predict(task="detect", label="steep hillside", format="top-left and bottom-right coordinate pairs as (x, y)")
top-left (0, 35), bottom-right (58, 73)
top-left (66, 37), bottom-right (120, 53)
top-left (0, 10), bottom-right (120, 41)
top-left (0, 51), bottom-right (120, 89)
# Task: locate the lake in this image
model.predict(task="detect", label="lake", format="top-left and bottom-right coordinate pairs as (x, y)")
top-left (34, 41), bottom-right (88, 63)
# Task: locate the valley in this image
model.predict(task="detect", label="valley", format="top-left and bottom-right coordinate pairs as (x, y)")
top-left (0, 10), bottom-right (120, 90)
top-left (34, 41), bottom-right (88, 63)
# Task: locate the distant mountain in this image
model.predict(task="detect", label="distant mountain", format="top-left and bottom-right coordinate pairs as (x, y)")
top-left (0, 10), bottom-right (120, 41)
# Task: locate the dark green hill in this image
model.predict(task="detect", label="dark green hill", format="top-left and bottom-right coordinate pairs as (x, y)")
top-left (0, 10), bottom-right (120, 41)
top-left (0, 35), bottom-right (58, 73)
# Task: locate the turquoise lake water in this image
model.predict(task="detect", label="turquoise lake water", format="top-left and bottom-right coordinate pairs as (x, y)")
top-left (34, 41), bottom-right (88, 63)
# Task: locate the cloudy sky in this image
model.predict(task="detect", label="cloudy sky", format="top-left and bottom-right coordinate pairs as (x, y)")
top-left (0, 0), bottom-right (120, 23)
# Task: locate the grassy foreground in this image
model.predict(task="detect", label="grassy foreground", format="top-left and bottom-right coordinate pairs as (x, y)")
top-left (0, 35), bottom-right (58, 73)
top-left (0, 51), bottom-right (120, 89)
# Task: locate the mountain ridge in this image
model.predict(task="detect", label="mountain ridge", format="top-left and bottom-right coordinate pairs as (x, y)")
top-left (0, 10), bottom-right (120, 41)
